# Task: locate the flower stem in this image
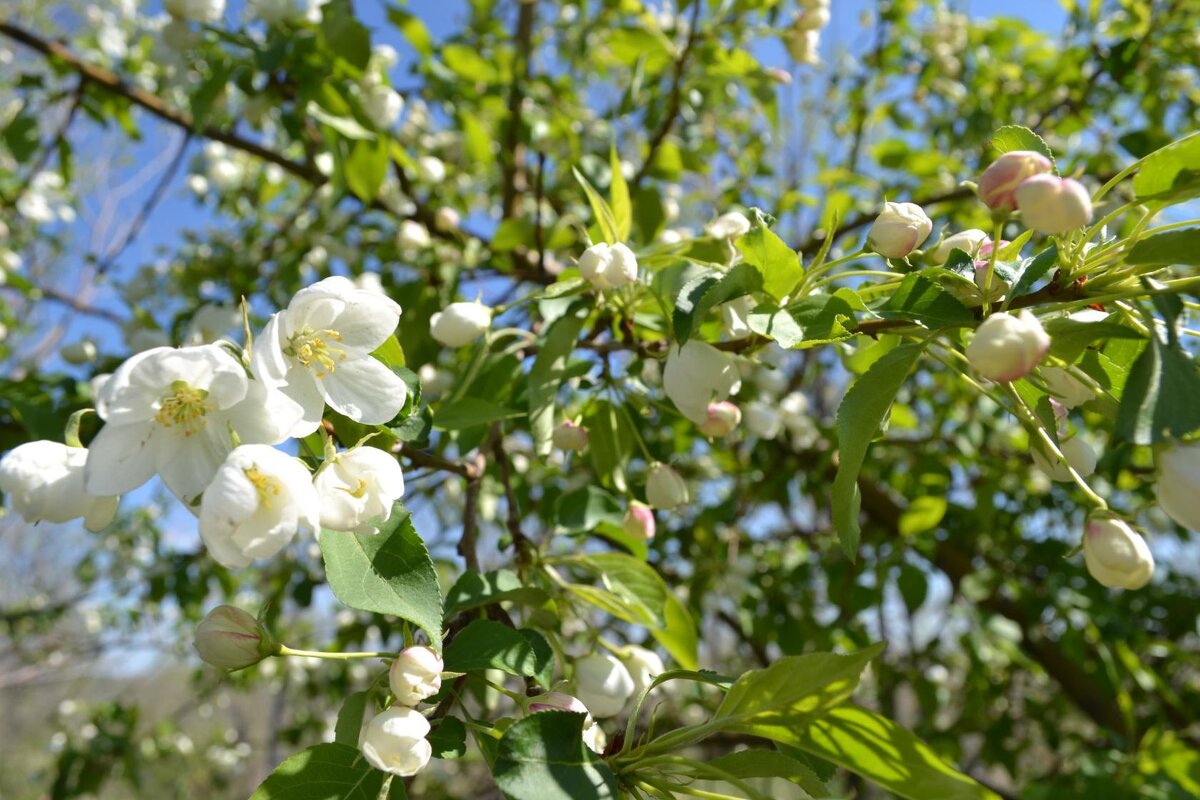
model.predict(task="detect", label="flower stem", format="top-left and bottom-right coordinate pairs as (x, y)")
top-left (275, 644), bottom-right (394, 661)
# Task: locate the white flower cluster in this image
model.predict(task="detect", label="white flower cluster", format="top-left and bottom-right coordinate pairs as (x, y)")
top-left (0, 277), bottom-right (409, 570)
top-left (783, 0), bottom-right (830, 66)
top-left (359, 645), bottom-right (444, 777)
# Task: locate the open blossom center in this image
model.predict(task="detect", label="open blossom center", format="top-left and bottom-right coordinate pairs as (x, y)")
top-left (155, 382), bottom-right (213, 436)
top-left (244, 466), bottom-right (281, 509)
top-left (342, 478), bottom-right (370, 499)
top-left (289, 327), bottom-right (346, 376)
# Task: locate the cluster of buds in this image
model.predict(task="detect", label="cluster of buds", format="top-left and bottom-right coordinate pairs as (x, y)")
top-left (783, 0), bottom-right (830, 65)
top-left (359, 646), bottom-right (444, 777)
top-left (978, 150), bottom-right (1093, 234)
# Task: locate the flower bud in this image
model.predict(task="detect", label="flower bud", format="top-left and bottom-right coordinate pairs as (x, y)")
top-left (1156, 441), bottom-right (1200, 531)
top-left (363, 84), bottom-right (403, 129)
top-left (663, 341), bottom-right (741, 426)
top-left (578, 242), bottom-right (639, 290)
top-left (528, 691), bottom-right (589, 715)
top-left (867, 202), bottom-right (933, 259)
top-left (430, 300), bottom-right (492, 347)
top-left (621, 646), bottom-right (666, 699)
top-left (1031, 437), bottom-right (1098, 482)
top-left (359, 706), bottom-right (432, 777)
top-left (315, 445), bottom-right (406, 535)
top-left (706, 211), bottom-right (751, 240)
top-left (1083, 518), bottom-right (1154, 590)
top-left (793, 6), bottom-right (830, 30)
top-left (1040, 366), bottom-right (1093, 408)
top-left (698, 401), bottom-right (741, 437)
top-left (743, 400), bottom-right (783, 440)
top-left (1014, 175), bottom-right (1093, 235)
top-left (573, 653), bottom-right (635, 719)
top-left (434, 206), bottom-right (461, 232)
top-left (623, 501), bottom-right (656, 540)
top-left (396, 220), bottom-right (431, 250)
top-left (415, 156), bottom-right (446, 183)
top-left (928, 228), bottom-right (990, 266)
top-left (646, 463), bottom-right (688, 510)
top-left (389, 646), bottom-right (443, 706)
top-left (546, 421), bottom-right (586, 453)
top-left (965, 311), bottom-right (1049, 382)
top-left (784, 27), bottom-right (820, 65)
top-left (978, 151), bottom-right (1054, 212)
top-left (61, 339), bottom-right (98, 365)
top-left (193, 606), bottom-right (274, 670)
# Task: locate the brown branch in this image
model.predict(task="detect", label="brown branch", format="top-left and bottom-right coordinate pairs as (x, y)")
top-left (500, 0), bottom-right (537, 218)
top-left (491, 434), bottom-right (532, 560)
top-left (630, 0), bottom-right (704, 191)
top-left (396, 443), bottom-right (481, 480)
top-left (0, 284), bottom-right (126, 324)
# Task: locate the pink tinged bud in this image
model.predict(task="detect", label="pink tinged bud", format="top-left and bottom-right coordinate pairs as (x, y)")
top-left (698, 401), bottom-right (741, 437)
top-left (623, 502), bottom-right (656, 541)
top-left (867, 202), bottom-right (933, 259)
top-left (645, 463), bottom-right (689, 510)
top-left (552, 420), bottom-right (589, 453)
top-left (1156, 441), bottom-right (1200, 532)
top-left (528, 691), bottom-right (589, 715)
top-left (765, 67), bottom-right (792, 85)
top-left (193, 606), bottom-right (274, 670)
top-left (389, 645), bottom-right (444, 706)
top-left (1083, 518), bottom-right (1154, 590)
top-left (978, 151), bottom-right (1053, 212)
top-left (1031, 437), bottom-right (1098, 483)
top-left (1014, 175), bottom-right (1093, 235)
top-left (965, 310), bottom-right (1050, 382)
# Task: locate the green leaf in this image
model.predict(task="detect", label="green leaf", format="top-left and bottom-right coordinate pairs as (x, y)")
top-left (989, 125), bottom-right (1055, 171)
top-left (442, 620), bottom-right (555, 688)
top-left (434, 398), bottom-right (524, 430)
top-left (250, 743), bottom-right (395, 800)
top-left (307, 102), bottom-right (376, 140)
top-left (585, 399), bottom-right (632, 492)
top-left (385, 7), bottom-right (433, 57)
top-left (899, 496), bottom-right (947, 537)
top-left (1044, 317), bottom-right (1144, 363)
top-left (1126, 229), bottom-right (1200, 266)
top-left (782, 290), bottom-right (862, 347)
top-left (673, 264), bottom-right (764, 344)
top-left (556, 486), bottom-right (624, 532)
top-left (429, 717), bottom-right (468, 759)
top-left (609, 145), bottom-right (632, 241)
top-left (1133, 131), bottom-right (1200, 201)
top-left (321, 10), bottom-right (372, 71)
top-left (650, 590), bottom-right (698, 670)
top-left (344, 137), bottom-right (388, 201)
top-left (444, 569), bottom-right (549, 620)
top-left (492, 711), bottom-right (619, 800)
top-left (2, 112), bottom-right (39, 163)
top-left (320, 505), bottom-right (444, 649)
top-left (748, 305), bottom-right (806, 348)
top-left (736, 210), bottom-right (804, 301)
top-left (1114, 337), bottom-right (1200, 444)
top-left (559, 552), bottom-right (668, 628)
top-left (707, 750), bottom-right (826, 798)
top-left (529, 305), bottom-right (589, 456)
top-left (832, 344), bottom-right (925, 556)
top-left (1008, 244), bottom-right (1059, 300)
top-left (442, 43), bottom-right (498, 83)
top-left (879, 273), bottom-right (974, 328)
top-left (334, 692), bottom-right (370, 748)
top-left (573, 167), bottom-right (620, 244)
top-left (782, 705), bottom-right (1000, 800)
top-left (715, 644), bottom-right (885, 729)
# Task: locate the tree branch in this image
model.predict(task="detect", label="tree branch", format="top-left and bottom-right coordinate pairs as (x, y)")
top-left (500, 0), bottom-right (537, 219)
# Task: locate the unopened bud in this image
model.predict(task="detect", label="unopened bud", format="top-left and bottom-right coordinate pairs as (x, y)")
top-left (1083, 518), bottom-right (1154, 590)
top-left (867, 202), bottom-right (933, 259)
top-left (978, 151), bottom-right (1053, 212)
top-left (552, 420), bottom-right (589, 452)
top-left (645, 463), bottom-right (688, 510)
top-left (623, 501), bottom-right (656, 541)
top-left (965, 311), bottom-right (1049, 382)
top-left (698, 401), bottom-right (741, 437)
top-left (389, 646), bottom-right (443, 706)
top-left (193, 606), bottom-right (274, 670)
top-left (1015, 175), bottom-right (1093, 235)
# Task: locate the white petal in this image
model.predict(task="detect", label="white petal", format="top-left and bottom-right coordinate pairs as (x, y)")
top-left (84, 496), bottom-right (121, 532)
top-left (159, 426), bottom-right (231, 505)
top-left (277, 364), bottom-right (327, 437)
top-left (251, 313), bottom-right (292, 389)
top-left (317, 357), bottom-right (408, 425)
top-left (84, 422), bottom-right (161, 496)
top-left (332, 290), bottom-right (402, 351)
top-left (230, 379), bottom-right (307, 445)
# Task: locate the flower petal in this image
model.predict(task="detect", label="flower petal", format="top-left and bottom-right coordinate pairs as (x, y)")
top-left (317, 357), bottom-right (408, 425)
top-left (159, 426), bottom-right (231, 506)
top-left (84, 422), bottom-right (161, 496)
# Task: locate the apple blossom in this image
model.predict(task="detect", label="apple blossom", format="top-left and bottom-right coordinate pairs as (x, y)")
top-left (663, 340), bottom-right (741, 426)
top-left (928, 229), bottom-right (990, 265)
top-left (252, 276), bottom-right (409, 436)
top-left (396, 220), bottom-right (432, 250)
top-left (578, 242), bottom-right (638, 290)
top-left (1031, 437), bottom-right (1098, 482)
top-left (1156, 441), bottom-right (1200, 531)
top-left (249, 0), bottom-right (318, 25)
top-left (743, 399), bottom-right (784, 440)
top-left (85, 345), bottom-right (299, 505)
top-left (706, 211), bottom-right (751, 240)
top-left (389, 646), bottom-right (443, 706)
top-left (429, 300), bottom-right (492, 347)
top-left (416, 156), bottom-right (446, 183)
top-left (1083, 518), bottom-right (1154, 590)
top-left (1040, 366), bottom-right (1094, 408)
top-left (573, 653), bottom-right (635, 719)
top-left (552, 420), bottom-right (589, 452)
top-left (965, 311), bottom-right (1050, 382)
top-left (785, 27), bottom-right (820, 64)
top-left (646, 463), bottom-right (689, 510)
top-left (60, 339), bottom-right (98, 365)
top-left (621, 646), bottom-right (665, 698)
top-left (193, 606), bottom-right (274, 670)
top-left (867, 202), bottom-right (933, 258)
top-left (363, 84), bottom-right (404, 130)
top-left (434, 206), bottom-right (461, 232)
top-left (978, 150), bottom-right (1054, 212)
top-left (164, 0), bottom-right (225, 23)
top-left (359, 706), bottom-right (432, 777)
top-left (1015, 175), bottom-right (1093, 235)
top-left (720, 296), bottom-right (755, 338)
top-left (314, 445), bottom-right (405, 534)
top-left (0, 441), bottom-right (119, 532)
top-left (623, 501), bottom-right (655, 540)
top-left (698, 401), bottom-right (741, 437)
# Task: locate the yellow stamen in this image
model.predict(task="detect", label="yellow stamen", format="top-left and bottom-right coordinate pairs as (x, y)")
top-left (288, 327), bottom-right (346, 377)
top-left (244, 467), bottom-right (280, 509)
top-left (155, 382), bottom-right (213, 437)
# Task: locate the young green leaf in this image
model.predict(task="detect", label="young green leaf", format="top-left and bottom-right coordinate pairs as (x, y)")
top-left (442, 620), bottom-right (555, 687)
top-left (673, 264), bottom-right (764, 344)
top-left (250, 743), bottom-right (398, 800)
top-left (736, 211), bottom-right (804, 301)
top-left (573, 167), bottom-right (620, 244)
top-left (491, 711), bottom-right (619, 800)
top-left (989, 125), bottom-right (1056, 171)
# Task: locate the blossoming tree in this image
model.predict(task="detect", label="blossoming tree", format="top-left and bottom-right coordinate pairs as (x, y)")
top-left (1, 0), bottom-right (1199, 798)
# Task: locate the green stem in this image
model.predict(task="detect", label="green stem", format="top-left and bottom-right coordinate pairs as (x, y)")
top-left (275, 645), bottom-right (394, 661)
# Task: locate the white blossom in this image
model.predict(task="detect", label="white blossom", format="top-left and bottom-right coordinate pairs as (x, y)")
top-left (314, 445), bottom-right (405, 534)
top-left (1083, 518), bottom-right (1154, 590)
top-left (359, 707), bottom-right (432, 777)
top-left (965, 311), bottom-right (1049, 382)
top-left (0, 441), bottom-right (119, 532)
top-left (573, 653), bottom-right (634, 719)
top-left (578, 242), bottom-right (638, 290)
top-left (430, 300), bottom-right (492, 347)
top-left (1156, 441), bottom-right (1200, 531)
top-left (706, 211), bottom-right (751, 240)
top-left (389, 646), bottom-right (443, 706)
top-left (1015, 175), bottom-right (1093, 235)
top-left (663, 340), bottom-right (741, 425)
top-left (867, 202), bottom-right (932, 259)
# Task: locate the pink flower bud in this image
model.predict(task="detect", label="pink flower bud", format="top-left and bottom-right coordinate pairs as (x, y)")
top-left (528, 691), bottom-right (589, 715)
top-left (552, 420), bottom-right (589, 452)
top-left (867, 202), bottom-right (933, 259)
top-left (193, 606), bottom-right (274, 670)
top-left (623, 501), bottom-right (656, 541)
top-left (978, 151), bottom-right (1053, 212)
top-left (1014, 175), bottom-right (1093, 235)
top-left (965, 311), bottom-right (1050, 382)
top-left (698, 401), bottom-right (741, 437)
